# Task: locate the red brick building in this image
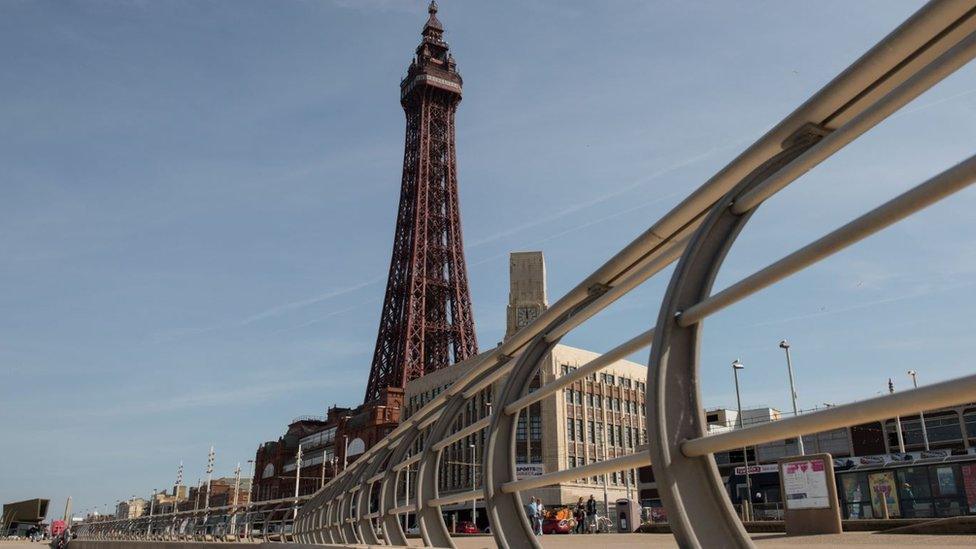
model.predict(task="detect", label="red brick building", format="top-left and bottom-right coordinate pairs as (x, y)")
top-left (250, 394), bottom-right (403, 503)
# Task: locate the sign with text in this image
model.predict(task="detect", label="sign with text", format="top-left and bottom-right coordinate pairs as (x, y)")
top-left (734, 464), bottom-right (779, 476)
top-left (778, 453), bottom-right (841, 536)
top-left (782, 458), bottom-right (829, 510)
top-left (515, 464), bottom-right (545, 479)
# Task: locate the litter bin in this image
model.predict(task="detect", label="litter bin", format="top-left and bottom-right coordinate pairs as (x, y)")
top-left (615, 498), bottom-right (639, 533)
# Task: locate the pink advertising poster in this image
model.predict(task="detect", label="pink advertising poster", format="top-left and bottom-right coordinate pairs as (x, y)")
top-left (782, 458), bottom-right (829, 510)
top-left (962, 464), bottom-right (976, 513)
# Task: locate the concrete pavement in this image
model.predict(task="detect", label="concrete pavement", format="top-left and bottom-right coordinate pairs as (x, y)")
top-left (436, 532), bottom-right (976, 548)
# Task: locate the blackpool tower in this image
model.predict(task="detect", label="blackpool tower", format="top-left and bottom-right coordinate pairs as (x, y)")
top-left (363, 1), bottom-right (478, 405)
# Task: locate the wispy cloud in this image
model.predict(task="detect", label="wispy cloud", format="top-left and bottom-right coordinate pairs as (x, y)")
top-left (80, 378), bottom-right (356, 418)
top-left (746, 278), bottom-right (976, 329)
top-left (237, 277), bottom-right (385, 326)
top-left (467, 140), bottom-right (742, 250)
top-left (889, 86), bottom-right (976, 121)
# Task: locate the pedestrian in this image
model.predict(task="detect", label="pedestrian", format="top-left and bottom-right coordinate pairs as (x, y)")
top-left (586, 494), bottom-right (598, 533)
top-left (574, 497), bottom-right (586, 534)
top-left (526, 497), bottom-right (539, 536)
top-left (534, 498), bottom-right (544, 536)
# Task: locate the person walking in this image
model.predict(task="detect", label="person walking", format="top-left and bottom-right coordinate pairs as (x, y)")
top-left (585, 494), bottom-right (598, 533)
top-left (533, 498), bottom-right (544, 536)
top-left (526, 498), bottom-right (540, 536)
top-left (574, 497), bottom-right (586, 534)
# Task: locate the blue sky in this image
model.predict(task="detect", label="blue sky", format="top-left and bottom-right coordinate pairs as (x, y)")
top-left (2, 0), bottom-right (976, 519)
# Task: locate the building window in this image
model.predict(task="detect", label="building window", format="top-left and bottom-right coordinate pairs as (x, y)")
top-left (565, 389), bottom-right (573, 404)
top-left (576, 419), bottom-right (584, 442)
top-left (587, 393), bottom-right (595, 407)
top-left (965, 409), bottom-right (976, 438)
top-left (530, 413), bottom-right (542, 441)
top-left (625, 426), bottom-right (633, 449)
top-left (567, 419), bottom-right (575, 441)
top-left (608, 425), bottom-right (616, 446)
top-left (596, 423), bottom-right (604, 445)
top-left (588, 421), bottom-right (596, 444)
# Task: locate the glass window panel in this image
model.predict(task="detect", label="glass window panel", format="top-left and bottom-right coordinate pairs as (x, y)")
top-left (926, 414), bottom-right (963, 443)
top-left (931, 465), bottom-right (960, 498)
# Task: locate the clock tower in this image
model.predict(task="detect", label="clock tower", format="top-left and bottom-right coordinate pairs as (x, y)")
top-left (506, 251), bottom-right (549, 339)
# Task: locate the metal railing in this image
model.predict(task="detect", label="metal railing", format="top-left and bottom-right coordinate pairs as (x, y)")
top-left (290, 3), bottom-right (976, 548)
top-left (75, 2), bottom-right (976, 547)
top-left (73, 496), bottom-right (309, 543)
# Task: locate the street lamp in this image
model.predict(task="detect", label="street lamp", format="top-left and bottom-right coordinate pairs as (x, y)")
top-left (469, 443), bottom-right (477, 525)
top-left (778, 340), bottom-right (805, 455)
top-left (889, 379), bottom-right (906, 453)
top-left (294, 444), bottom-right (304, 519)
top-left (147, 489), bottom-right (156, 536)
top-left (907, 370), bottom-right (931, 451)
top-left (245, 458), bottom-right (256, 536)
top-left (731, 359), bottom-right (753, 521)
top-left (231, 463), bottom-right (242, 534)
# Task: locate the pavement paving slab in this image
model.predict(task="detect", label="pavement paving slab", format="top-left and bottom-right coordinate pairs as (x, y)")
top-left (436, 532), bottom-right (976, 548)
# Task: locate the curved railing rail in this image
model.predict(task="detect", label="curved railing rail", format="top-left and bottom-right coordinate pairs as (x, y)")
top-left (73, 496), bottom-right (309, 543)
top-left (74, 1), bottom-right (976, 547)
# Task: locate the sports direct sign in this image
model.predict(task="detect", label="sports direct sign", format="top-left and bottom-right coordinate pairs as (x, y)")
top-left (515, 464), bottom-right (545, 479)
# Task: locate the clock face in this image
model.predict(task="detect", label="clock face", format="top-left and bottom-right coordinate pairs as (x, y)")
top-left (516, 306), bottom-right (539, 327)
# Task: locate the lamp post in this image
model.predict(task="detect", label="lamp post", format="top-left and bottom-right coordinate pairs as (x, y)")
top-left (889, 379), bottom-right (906, 453)
top-left (245, 458), bottom-right (256, 536)
top-left (246, 459), bottom-right (255, 502)
top-left (230, 463), bottom-right (241, 534)
top-left (320, 449), bottom-right (328, 489)
top-left (907, 370), bottom-right (930, 451)
top-left (294, 444), bottom-right (303, 519)
top-left (147, 489), bottom-right (156, 536)
top-left (732, 359), bottom-right (753, 521)
top-left (778, 340), bottom-right (805, 455)
top-left (469, 443), bottom-right (477, 524)
top-left (404, 458), bottom-right (411, 532)
top-left (205, 446), bottom-right (215, 510)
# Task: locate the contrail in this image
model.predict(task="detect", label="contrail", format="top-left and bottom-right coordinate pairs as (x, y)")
top-left (746, 279), bottom-right (976, 329)
top-left (466, 140), bottom-right (742, 250)
top-left (237, 276), bottom-right (385, 327)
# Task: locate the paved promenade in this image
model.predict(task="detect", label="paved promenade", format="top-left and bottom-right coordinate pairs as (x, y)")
top-left (435, 532), bottom-right (976, 548)
top-left (4, 533), bottom-right (976, 548)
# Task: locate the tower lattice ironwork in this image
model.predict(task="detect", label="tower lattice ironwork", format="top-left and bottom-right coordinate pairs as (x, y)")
top-left (364, 1), bottom-right (478, 404)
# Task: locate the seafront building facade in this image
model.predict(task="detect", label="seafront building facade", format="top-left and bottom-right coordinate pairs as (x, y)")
top-left (404, 252), bottom-right (646, 523)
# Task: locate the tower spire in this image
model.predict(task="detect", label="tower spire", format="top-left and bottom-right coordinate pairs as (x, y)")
top-left (422, 0), bottom-right (444, 39)
top-left (364, 2), bottom-right (476, 404)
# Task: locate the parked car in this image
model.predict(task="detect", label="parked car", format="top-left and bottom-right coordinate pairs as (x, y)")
top-left (542, 517), bottom-right (574, 535)
top-left (455, 521), bottom-right (480, 534)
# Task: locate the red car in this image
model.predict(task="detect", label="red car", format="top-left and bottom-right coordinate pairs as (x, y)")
top-left (455, 521), bottom-right (480, 534)
top-left (542, 517), bottom-right (575, 534)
